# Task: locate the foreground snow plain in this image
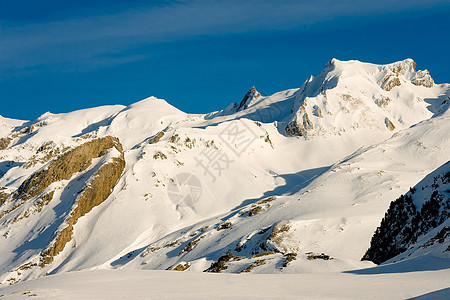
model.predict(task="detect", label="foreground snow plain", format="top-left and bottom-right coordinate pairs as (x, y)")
top-left (0, 268), bottom-right (449, 300)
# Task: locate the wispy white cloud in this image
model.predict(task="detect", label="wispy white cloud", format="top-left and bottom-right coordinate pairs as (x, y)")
top-left (1, 0), bottom-right (448, 72)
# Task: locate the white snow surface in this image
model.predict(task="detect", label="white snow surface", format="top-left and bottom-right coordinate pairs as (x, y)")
top-left (0, 268), bottom-right (449, 300)
top-left (0, 59), bottom-right (449, 297)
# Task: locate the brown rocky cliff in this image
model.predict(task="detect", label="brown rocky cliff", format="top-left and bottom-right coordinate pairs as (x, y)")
top-left (40, 137), bottom-right (125, 266)
top-left (15, 136), bottom-right (123, 201)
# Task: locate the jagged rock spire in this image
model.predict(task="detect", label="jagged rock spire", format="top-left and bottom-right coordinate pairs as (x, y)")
top-left (236, 86), bottom-right (261, 112)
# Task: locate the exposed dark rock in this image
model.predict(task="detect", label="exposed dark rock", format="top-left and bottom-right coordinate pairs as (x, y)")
top-left (282, 253), bottom-right (298, 267)
top-left (153, 151), bottom-right (167, 159)
top-left (306, 252), bottom-right (332, 261)
top-left (285, 106), bottom-right (313, 137)
top-left (236, 86), bottom-right (261, 112)
top-left (382, 75), bottom-right (401, 91)
top-left (239, 259), bottom-right (266, 273)
top-left (217, 222), bottom-right (232, 231)
top-left (16, 136), bottom-right (123, 201)
top-left (0, 137), bottom-right (11, 150)
top-left (150, 131), bottom-right (164, 144)
top-left (0, 188), bottom-right (9, 206)
top-left (170, 262), bottom-right (190, 271)
top-left (249, 206), bottom-right (264, 217)
top-left (385, 118), bottom-right (395, 131)
top-left (204, 253), bottom-right (243, 273)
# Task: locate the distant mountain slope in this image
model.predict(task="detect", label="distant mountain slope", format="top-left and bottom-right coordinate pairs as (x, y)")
top-left (117, 105), bottom-right (450, 275)
top-left (363, 161), bottom-right (450, 265)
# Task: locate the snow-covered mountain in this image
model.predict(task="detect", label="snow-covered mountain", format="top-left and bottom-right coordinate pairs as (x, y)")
top-left (285, 58), bottom-right (439, 137)
top-left (0, 59), bottom-right (448, 286)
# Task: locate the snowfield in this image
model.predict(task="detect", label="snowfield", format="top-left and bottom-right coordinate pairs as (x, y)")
top-left (0, 268), bottom-right (449, 300)
top-left (0, 58), bottom-right (448, 298)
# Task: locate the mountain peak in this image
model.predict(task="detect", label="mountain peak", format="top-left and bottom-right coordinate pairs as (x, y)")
top-left (328, 57), bottom-right (340, 66)
top-left (386, 58), bottom-right (416, 74)
top-left (236, 86), bottom-right (262, 111)
top-left (323, 58), bottom-right (418, 75)
top-left (285, 58), bottom-right (439, 138)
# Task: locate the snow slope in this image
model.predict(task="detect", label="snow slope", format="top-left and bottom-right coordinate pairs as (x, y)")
top-left (0, 59), bottom-right (448, 292)
top-left (118, 105), bottom-right (450, 274)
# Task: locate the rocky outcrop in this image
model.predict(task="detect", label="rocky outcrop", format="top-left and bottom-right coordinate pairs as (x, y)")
top-left (15, 136), bottom-right (123, 202)
top-left (2, 138), bottom-right (121, 224)
top-left (285, 106), bottom-right (313, 137)
top-left (362, 161), bottom-right (450, 264)
top-left (149, 131), bottom-right (164, 144)
top-left (381, 75), bottom-right (401, 91)
top-left (385, 118), bottom-right (395, 131)
top-left (40, 137), bottom-right (125, 266)
top-left (0, 137), bottom-right (11, 150)
top-left (170, 262), bottom-right (190, 271)
top-left (374, 95), bottom-right (391, 108)
top-left (0, 187), bottom-right (9, 206)
top-left (380, 59), bottom-right (433, 90)
top-left (380, 60), bottom-right (414, 91)
top-left (412, 70), bottom-right (434, 87)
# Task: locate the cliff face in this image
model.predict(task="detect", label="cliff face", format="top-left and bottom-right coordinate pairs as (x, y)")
top-left (15, 136), bottom-right (123, 202)
top-left (0, 136), bottom-right (125, 281)
top-left (362, 161), bottom-right (450, 265)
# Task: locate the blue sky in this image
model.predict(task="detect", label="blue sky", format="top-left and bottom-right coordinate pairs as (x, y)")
top-left (1, 0), bottom-right (449, 120)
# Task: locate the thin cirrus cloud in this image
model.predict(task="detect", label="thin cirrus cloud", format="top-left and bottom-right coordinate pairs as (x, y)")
top-left (1, 0), bottom-right (448, 73)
